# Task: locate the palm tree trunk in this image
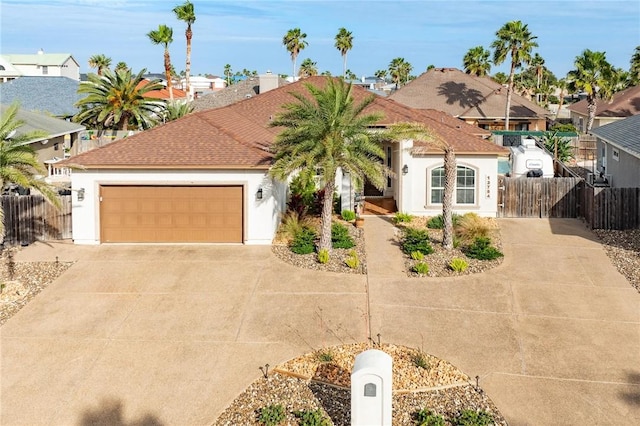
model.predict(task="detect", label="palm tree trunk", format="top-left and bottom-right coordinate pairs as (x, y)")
top-left (555, 88), bottom-right (565, 121)
top-left (185, 26), bottom-right (192, 101)
top-left (319, 180), bottom-right (335, 252)
top-left (292, 55), bottom-right (297, 81)
top-left (505, 60), bottom-right (517, 130)
top-left (343, 54), bottom-right (347, 78)
top-left (164, 49), bottom-right (174, 101)
top-left (586, 96), bottom-right (596, 132)
top-left (442, 147), bottom-right (456, 250)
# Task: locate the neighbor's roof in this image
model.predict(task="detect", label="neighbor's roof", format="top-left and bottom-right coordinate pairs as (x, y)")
top-left (192, 76), bottom-right (289, 112)
top-left (0, 104), bottom-right (85, 142)
top-left (590, 113), bottom-right (640, 158)
top-left (389, 67), bottom-right (550, 120)
top-left (0, 76), bottom-right (82, 118)
top-left (3, 53), bottom-right (78, 67)
top-left (136, 79), bottom-right (188, 100)
top-left (66, 76), bottom-right (506, 170)
top-left (568, 85), bottom-right (640, 118)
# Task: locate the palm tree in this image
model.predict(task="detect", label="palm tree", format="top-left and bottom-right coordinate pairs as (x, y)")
top-left (554, 78), bottom-right (567, 120)
top-left (269, 78), bottom-right (386, 252)
top-left (223, 64), bottom-right (232, 86)
top-left (74, 68), bottom-right (166, 131)
top-left (334, 27), bottom-right (354, 78)
top-left (282, 28), bottom-right (308, 80)
top-left (374, 69), bottom-right (387, 81)
top-left (567, 49), bottom-right (615, 133)
top-left (0, 102), bottom-right (60, 239)
top-left (164, 101), bottom-right (194, 122)
top-left (88, 54), bottom-right (111, 76)
top-left (463, 46), bottom-right (492, 76)
top-left (173, 1), bottom-right (196, 100)
top-left (492, 72), bottom-right (508, 84)
top-left (114, 62), bottom-right (129, 73)
top-left (389, 57), bottom-right (412, 88)
top-left (491, 20), bottom-right (538, 130)
top-left (147, 24), bottom-right (175, 101)
top-left (345, 69), bottom-right (357, 80)
top-left (630, 46), bottom-right (640, 86)
top-left (298, 58), bottom-right (318, 78)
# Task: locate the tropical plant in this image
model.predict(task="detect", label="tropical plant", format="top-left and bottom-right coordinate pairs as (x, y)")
top-left (114, 61), bottom-right (129, 73)
top-left (282, 27), bottom-right (308, 79)
top-left (294, 408), bottom-right (331, 426)
top-left (630, 45), bottom-right (640, 86)
top-left (147, 24), bottom-right (175, 100)
top-left (389, 57), bottom-right (412, 88)
top-left (331, 222), bottom-right (354, 249)
top-left (290, 227), bottom-right (317, 254)
top-left (173, 0), bottom-right (196, 100)
top-left (566, 49), bottom-right (615, 133)
top-left (345, 69), bottom-right (357, 81)
top-left (413, 262), bottom-right (430, 275)
top-left (393, 212), bottom-right (414, 223)
top-left (374, 69), bottom-right (387, 81)
top-left (542, 131), bottom-right (573, 162)
top-left (492, 72), bottom-right (508, 84)
top-left (163, 100), bottom-right (194, 122)
top-left (88, 54), bottom-right (111, 76)
top-left (269, 78), bottom-right (386, 252)
top-left (455, 213), bottom-right (492, 243)
top-left (463, 46), bottom-right (492, 77)
top-left (223, 64), bottom-right (232, 86)
top-left (491, 20), bottom-right (538, 130)
top-left (554, 77), bottom-right (568, 120)
top-left (335, 27), bottom-right (354, 78)
top-left (341, 210), bottom-right (356, 221)
top-left (0, 103), bottom-right (60, 239)
top-left (74, 68), bottom-right (165, 130)
top-left (530, 52), bottom-right (545, 94)
top-left (317, 248), bottom-right (329, 264)
top-left (345, 249), bottom-right (360, 269)
top-left (449, 258), bottom-right (469, 272)
top-left (298, 58), bottom-right (318, 78)
top-left (410, 251), bottom-right (424, 261)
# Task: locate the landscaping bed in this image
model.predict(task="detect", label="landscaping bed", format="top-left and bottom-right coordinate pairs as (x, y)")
top-left (593, 228), bottom-right (640, 292)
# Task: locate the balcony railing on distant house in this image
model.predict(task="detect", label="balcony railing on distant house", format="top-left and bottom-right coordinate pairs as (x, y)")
top-left (44, 157), bottom-right (72, 184)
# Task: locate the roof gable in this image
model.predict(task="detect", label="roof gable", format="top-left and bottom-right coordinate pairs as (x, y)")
top-left (568, 85), bottom-right (640, 117)
top-left (591, 113), bottom-right (640, 158)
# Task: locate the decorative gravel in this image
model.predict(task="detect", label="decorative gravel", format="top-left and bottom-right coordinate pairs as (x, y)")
top-left (592, 228), bottom-right (640, 292)
top-left (214, 343), bottom-right (506, 426)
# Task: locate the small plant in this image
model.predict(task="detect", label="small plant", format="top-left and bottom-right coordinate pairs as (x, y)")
top-left (427, 213), bottom-right (461, 229)
top-left (402, 228), bottom-right (434, 255)
top-left (413, 262), bottom-right (430, 275)
top-left (393, 212), bottom-right (414, 223)
top-left (465, 237), bottom-right (503, 261)
top-left (331, 223), bottom-right (355, 249)
top-left (290, 227), bottom-right (317, 255)
top-left (315, 349), bottom-right (334, 363)
top-left (455, 409), bottom-right (494, 426)
top-left (279, 211), bottom-right (312, 242)
top-left (455, 213), bottom-right (492, 244)
top-left (414, 408), bottom-right (445, 426)
top-left (449, 257), bottom-right (469, 272)
top-left (341, 209), bottom-right (356, 221)
top-left (345, 250), bottom-right (360, 269)
top-left (410, 251), bottom-right (424, 261)
top-left (317, 248), bottom-right (329, 264)
top-left (294, 409), bottom-right (331, 426)
top-left (411, 350), bottom-right (430, 370)
top-left (258, 404), bottom-right (285, 426)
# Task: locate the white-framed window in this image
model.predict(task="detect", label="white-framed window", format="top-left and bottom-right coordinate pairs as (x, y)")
top-left (612, 148), bottom-right (619, 161)
top-left (429, 165), bottom-right (476, 205)
top-left (42, 65), bottom-right (48, 75)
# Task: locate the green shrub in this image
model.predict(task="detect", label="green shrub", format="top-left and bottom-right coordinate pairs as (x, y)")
top-left (317, 248), bottom-right (329, 264)
top-left (427, 213), bottom-right (461, 229)
top-left (258, 404), bottom-right (285, 426)
top-left (290, 227), bottom-right (316, 255)
top-left (332, 223), bottom-right (355, 249)
top-left (549, 122), bottom-right (577, 133)
top-left (410, 251), bottom-right (424, 261)
top-left (414, 409), bottom-right (445, 426)
top-left (341, 209), bottom-right (356, 221)
top-left (345, 250), bottom-right (360, 269)
top-left (465, 237), bottom-right (503, 261)
top-left (455, 409), bottom-right (493, 426)
top-left (449, 257), bottom-right (469, 272)
top-left (294, 409), bottom-right (331, 426)
top-left (393, 212), bottom-right (414, 223)
top-left (401, 228), bottom-right (434, 255)
top-left (413, 262), bottom-right (430, 274)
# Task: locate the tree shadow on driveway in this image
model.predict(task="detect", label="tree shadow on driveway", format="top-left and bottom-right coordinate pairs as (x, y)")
top-left (79, 398), bottom-right (164, 426)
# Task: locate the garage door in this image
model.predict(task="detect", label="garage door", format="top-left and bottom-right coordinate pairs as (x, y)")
top-left (100, 185), bottom-right (243, 243)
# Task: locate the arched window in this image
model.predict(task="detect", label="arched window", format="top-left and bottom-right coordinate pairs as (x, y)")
top-left (429, 165), bottom-right (476, 205)
top-left (0, 65), bottom-right (5, 70)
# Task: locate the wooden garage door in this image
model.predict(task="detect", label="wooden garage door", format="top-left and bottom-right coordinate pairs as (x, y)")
top-left (100, 186), bottom-right (243, 243)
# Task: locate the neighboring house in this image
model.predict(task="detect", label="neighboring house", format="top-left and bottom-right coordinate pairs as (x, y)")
top-left (0, 76), bottom-right (82, 120)
top-left (137, 79), bottom-right (188, 101)
top-left (178, 75), bottom-right (226, 98)
top-left (590, 114), bottom-right (640, 188)
top-left (64, 76), bottom-right (507, 245)
top-left (389, 67), bottom-right (550, 131)
top-left (1, 50), bottom-right (80, 81)
top-left (0, 56), bottom-right (22, 83)
top-left (0, 104), bottom-right (85, 183)
top-left (568, 85), bottom-right (640, 132)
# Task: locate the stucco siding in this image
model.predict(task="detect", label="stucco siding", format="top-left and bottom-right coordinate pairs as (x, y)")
top-left (599, 141), bottom-right (640, 188)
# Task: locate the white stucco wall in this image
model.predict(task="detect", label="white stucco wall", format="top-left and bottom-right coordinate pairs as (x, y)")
top-left (70, 169), bottom-right (287, 245)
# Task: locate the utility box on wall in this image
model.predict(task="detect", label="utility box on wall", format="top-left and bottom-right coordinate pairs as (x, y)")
top-left (350, 349), bottom-right (392, 425)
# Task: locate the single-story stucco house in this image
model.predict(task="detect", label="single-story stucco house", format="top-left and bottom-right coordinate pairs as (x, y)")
top-left (590, 113), bottom-right (640, 188)
top-left (64, 76), bottom-right (507, 245)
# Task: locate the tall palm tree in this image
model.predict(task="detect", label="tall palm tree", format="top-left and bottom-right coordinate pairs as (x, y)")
top-left (173, 1), bottom-right (196, 100)
top-left (74, 68), bottom-right (166, 131)
top-left (530, 53), bottom-right (545, 90)
top-left (223, 64), bottom-right (232, 86)
top-left (566, 49), bottom-right (615, 133)
top-left (374, 69), bottom-right (387, 81)
top-left (630, 46), bottom-right (640, 86)
top-left (282, 28), bottom-right (308, 80)
top-left (88, 54), bottom-right (111, 76)
top-left (389, 57), bottom-right (412, 88)
top-left (147, 24), bottom-right (175, 101)
top-left (491, 20), bottom-right (538, 130)
top-left (463, 46), bottom-right (492, 77)
top-left (269, 78), bottom-right (385, 252)
top-left (0, 102), bottom-right (60, 239)
top-left (298, 58), bottom-right (318, 78)
top-left (334, 27), bottom-right (354, 78)
top-left (554, 77), bottom-right (567, 120)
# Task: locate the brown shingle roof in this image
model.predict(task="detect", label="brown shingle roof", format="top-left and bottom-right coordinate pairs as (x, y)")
top-left (68, 76), bottom-right (506, 169)
top-left (567, 85), bottom-right (640, 117)
top-left (389, 68), bottom-right (550, 119)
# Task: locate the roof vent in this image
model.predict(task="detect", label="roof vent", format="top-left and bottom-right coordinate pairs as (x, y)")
top-left (37, 48), bottom-right (44, 55)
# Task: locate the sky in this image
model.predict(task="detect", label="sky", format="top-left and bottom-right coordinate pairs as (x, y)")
top-left (1, 0), bottom-right (639, 79)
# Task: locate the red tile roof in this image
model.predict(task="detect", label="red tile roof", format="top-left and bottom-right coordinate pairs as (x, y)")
top-left (137, 79), bottom-right (188, 100)
top-left (68, 76), bottom-right (506, 169)
top-left (568, 85), bottom-right (640, 117)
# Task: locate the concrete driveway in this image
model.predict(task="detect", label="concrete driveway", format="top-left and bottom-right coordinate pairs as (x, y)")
top-left (1, 218), bottom-right (639, 425)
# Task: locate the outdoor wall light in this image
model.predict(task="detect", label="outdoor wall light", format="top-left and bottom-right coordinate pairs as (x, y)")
top-left (77, 188), bottom-right (85, 201)
top-left (402, 164), bottom-right (409, 174)
top-left (256, 187), bottom-right (263, 200)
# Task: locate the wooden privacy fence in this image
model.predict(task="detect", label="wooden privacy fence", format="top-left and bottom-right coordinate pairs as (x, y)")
top-left (582, 186), bottom-right (640, 230)
top-left (498, 176), bottom-right (582, 218)
top-left (1, 195), bottom-right (72, 245)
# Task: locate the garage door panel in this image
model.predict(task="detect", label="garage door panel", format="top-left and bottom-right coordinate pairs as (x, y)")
top-left (100, 186), bottom-right (243, 243)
